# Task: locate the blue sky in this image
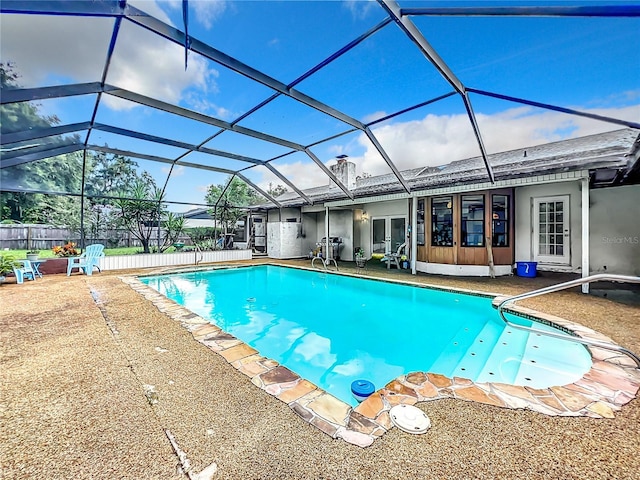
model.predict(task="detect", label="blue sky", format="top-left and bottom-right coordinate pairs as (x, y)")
top-left (1, 1), bottom-right (639, 210)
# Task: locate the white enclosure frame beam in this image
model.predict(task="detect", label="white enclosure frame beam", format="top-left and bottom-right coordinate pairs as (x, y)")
top-left (378, 0), bottom-right (495, 183)
top-left (581, 177), bottom-right (590, 294)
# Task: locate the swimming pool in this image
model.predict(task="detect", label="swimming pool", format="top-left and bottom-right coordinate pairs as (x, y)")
top-left (140, 265), bottom-right (592, 406)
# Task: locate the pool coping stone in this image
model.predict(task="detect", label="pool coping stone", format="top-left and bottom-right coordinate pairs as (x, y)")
top-left (119, 265), bottom-right (640, 448)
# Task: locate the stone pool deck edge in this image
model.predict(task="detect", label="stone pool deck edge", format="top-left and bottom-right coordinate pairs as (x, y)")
top-left (120, 272), bottom-right (640, 449)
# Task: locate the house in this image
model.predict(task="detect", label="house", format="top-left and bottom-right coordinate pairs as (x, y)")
top-left (180, 207), bottom-right (265, 252)
top-left (254, 128), bottom-right (640, 278)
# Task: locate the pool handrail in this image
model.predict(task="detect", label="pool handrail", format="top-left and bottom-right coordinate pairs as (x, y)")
top-left (496, 274), bottom-right (640, 368)
top-left (311, 256), bottom-right (338, 271)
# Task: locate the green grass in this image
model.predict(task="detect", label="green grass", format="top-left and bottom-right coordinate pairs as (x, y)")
top-left (0, 246), bottom-right (155, 259)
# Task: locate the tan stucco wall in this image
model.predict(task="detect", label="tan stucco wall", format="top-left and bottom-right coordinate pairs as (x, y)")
top-left (589, 184), bottom-right (640, 276)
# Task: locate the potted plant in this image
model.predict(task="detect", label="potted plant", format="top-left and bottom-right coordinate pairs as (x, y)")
top-left (355, 247), bottom-right (367, 268)
top-left (52, 242), bottom-right (79, 258)
top-left (26, 250), bottom-right (40, 261)
top-left (0, 253), bottom-right (16, 284)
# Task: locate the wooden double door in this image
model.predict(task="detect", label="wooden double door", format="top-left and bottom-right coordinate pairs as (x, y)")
top-left (416, 189), bottom-right (514, 266)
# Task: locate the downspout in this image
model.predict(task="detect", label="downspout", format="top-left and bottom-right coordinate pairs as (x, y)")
top-left (157, 201), bottom-right (162, 252)
top-left (325, 206), bottom-right (330, 260)
top-left (80, 149), bottom-right (87, 250)
top-left (581, 177), bottom-right (590, 293)
top-left (411, 196), bottom-right (418, 275)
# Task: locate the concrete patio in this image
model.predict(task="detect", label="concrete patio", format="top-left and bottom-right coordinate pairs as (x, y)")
top-left (1, 260), bottom-right (639, 479)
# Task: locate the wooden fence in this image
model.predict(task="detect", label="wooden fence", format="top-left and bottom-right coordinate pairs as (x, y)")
top-left (0, 224), bottom-right (190, 250)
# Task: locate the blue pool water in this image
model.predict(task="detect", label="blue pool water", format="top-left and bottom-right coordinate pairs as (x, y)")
top-left (141, 265), bottom-right (592, 405)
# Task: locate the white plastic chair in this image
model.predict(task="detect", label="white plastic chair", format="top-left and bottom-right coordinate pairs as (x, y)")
top-left (67, 244), bottom-right (105, 276)
top-left (382, 242), bottom-right (407, 269)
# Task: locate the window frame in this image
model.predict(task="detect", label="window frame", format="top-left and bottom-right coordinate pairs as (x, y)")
top-left (460, 194), bottom-right (485, 247)
top-left (491, 194), bottom-right (510, 247)
top-left (417, 199), bottom-right (425, 246)
top-left (431, 196), bottom-right (453, 247)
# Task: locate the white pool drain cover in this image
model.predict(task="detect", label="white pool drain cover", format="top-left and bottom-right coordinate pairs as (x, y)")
top-left (390, 404), bottom-right (431, 434)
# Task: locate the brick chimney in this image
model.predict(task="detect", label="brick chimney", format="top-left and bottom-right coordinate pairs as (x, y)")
top-left (329, 155), bottom-right (356, 190)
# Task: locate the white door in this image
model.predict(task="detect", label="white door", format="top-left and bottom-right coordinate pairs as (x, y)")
top-left (533, 196), bottom-right (570, 265)
top-left (372, 216), bottom-right (406, 254)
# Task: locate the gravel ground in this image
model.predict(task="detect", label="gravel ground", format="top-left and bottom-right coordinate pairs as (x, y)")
top-left (1, 261), bottom-right (639, 480)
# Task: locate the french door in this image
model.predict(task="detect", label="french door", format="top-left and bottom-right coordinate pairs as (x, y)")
top-left (372, 216), bottom-right (406, 254)
top-left (533, 196), bottom-right (570, 265)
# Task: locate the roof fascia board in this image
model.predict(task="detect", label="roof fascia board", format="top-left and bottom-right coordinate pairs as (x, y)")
top-left (325, 170), bottom-right (590, 207)
top-left (1, 122), bottom-right (91, 145)
top-left (401, 6), bottom-right (640, 17)
top-left (468, 89), bottom-right (640, 130)
top-left (0, 0), bottom-right (125, 17)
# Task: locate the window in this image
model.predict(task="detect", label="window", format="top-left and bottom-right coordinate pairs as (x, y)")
top-left (492, 195), bottom-right (509, 247)
top-left (461, 195), bottom-right (484, 247)
top-left (431, 197), bottom-right (453, 246)
top-left (417, 199), bottom-right (425, 246)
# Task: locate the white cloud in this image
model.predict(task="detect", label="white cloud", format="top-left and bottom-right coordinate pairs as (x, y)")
top-left (192, 0), bottom-right (228, 29)
top-left (1, 2), bottom-right (219, 112)
top-left (343, 0), bottom-right (378, 20)
top-left (162, 165), bottom-right (185, 176)
top-left (266, 160), bottom-right (329, 191)
top-left (159, 0), bottom-right (228, 29)
top-left (362, 110), bottom-right (389, 124)
top-left (351, 104), bottom-right (640, 177)
top-left (252, 104), bottom-right (640, 190)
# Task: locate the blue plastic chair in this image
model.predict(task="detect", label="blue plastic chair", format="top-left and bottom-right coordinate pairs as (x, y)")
top-left (13, 260), bottom-right (36, 284)
top-left (67, 244), bottom-right (105, 276)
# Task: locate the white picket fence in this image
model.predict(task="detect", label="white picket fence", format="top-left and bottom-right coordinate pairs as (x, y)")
top-left (101, 249), bottom-right (252, 271)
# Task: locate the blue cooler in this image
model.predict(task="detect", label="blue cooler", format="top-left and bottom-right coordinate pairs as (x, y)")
top-left (516, 261), bottom-right (537, 278)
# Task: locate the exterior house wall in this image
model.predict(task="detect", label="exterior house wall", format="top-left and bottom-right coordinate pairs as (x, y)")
top-left (296, 210), bottom-right (353, 260)
top-left (328, 210), bottom-right (353, 260)
top-left (267, 208), bottom-right (301, 222)
top-left (515, 181), bottom-right (582, 272)
top-left (356, 199), bottom-right (408, 258)
top-left (301, 212), bottom-right (320, 257)
top-left (590, 184), bottom-right (640, 276)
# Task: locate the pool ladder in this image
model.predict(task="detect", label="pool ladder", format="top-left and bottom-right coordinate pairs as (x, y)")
top-left (495, 274), bottom-right (640, 367)
top-left (311, 256), bottom-right (338, 271)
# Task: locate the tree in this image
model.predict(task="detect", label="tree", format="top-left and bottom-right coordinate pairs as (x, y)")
top-left (114, 178), bottom-right (184, 253)
top-left (1, 62), bottom-right (82, 223)
top-left (82, 151), bottom-right (141, 242)
top-left (205, 176), bottom-right (263, 236)
top-left (267, 182), bottom-right (288, 198)
top-left (114, 178), bottom-right (162, 253)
